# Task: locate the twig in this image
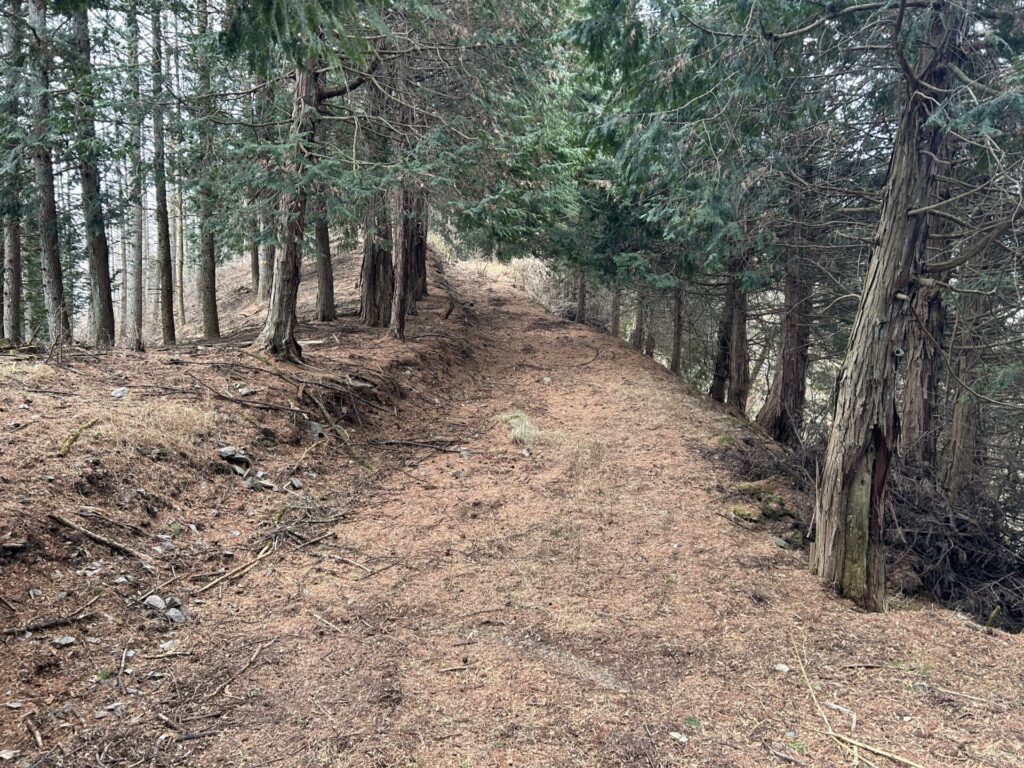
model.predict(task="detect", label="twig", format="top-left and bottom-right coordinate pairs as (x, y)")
top-left (829, 734), bottom-right (927, 768)
top-left (293, 531), bottom-right (338, 551)
top-left (2, 594), bottom-right (102, 635)
top-left (25, 716), bottom-right (43, 749)
top-left (48, 512), bottom-right (153, 563)
top-left (187, 372), bottom-right (309, 415)
top-left (762, 741), bottom-right (809, 766)
top-left (312, 612), bottom-right (347, 634)
top-left (207, 640), bottom-right (275, 699)
top-left (366, 439), bottom-right (463, 452)
top-left (195, 541), bottom-right (275, 595)
top-left (137, 574), bottom-right (184, 602)
top-left (325, 554), bottom-right (372, 573)
top-left (57, 417), bottom-right (102, 457)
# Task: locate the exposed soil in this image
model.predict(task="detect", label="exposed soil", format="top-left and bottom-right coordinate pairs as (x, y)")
top-left (1, 255), bottom-right (1022, 767)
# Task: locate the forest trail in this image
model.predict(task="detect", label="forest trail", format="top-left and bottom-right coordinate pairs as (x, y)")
top-left (2, 261), bottom-right (1022, 768)
top-left (172, 265), bottom-right (1022, 767)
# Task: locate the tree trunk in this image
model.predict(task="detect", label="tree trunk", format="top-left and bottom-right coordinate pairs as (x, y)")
top-left (727, 267), bottom-right (749, 413)
top-left (360, 189), bottom-right (394, 327)
top-left (0, 233), bottom-right (4, 340)
top-left (942, 351), bottom-right (982, 507)
top-left (119, 214), bottom-right (127, 326)
top-left (811, 4), bottom-right (961, 611)
top-left (27, 0), bottom-right (71, 344)
top-left (176, 186), bottom-right (186, 325)
top-left (629, 288), bottom-right (645, 350)
top-left (312, 198), bottom-right (335, 322)
top-left (249, 217), bottom-right (260, 294)
top-left (123, 7), bottom-right (144, 351)
top-left (3, 218), bottom-right (21, 344)
top-left (411, 190), bottom-right (428, 300)
top-left (709, 286), bottom-right (733, 402)
top-left (610, 287), bottom-right (621, 338)
top-left (390, 192), bottom-right (411, 340)
top-left (643, 322), bottom-right (656, 358)
top-left (72, 7), bottom-right (115, 348)
top-left (259, 208), bottom-right (276, 301)
top-left (2, 0), bottom-right (22, 343)
top-left (195, 0), bottom-right (219, 340)
top-left (941, 280), bottom-right (990, 505)
top-left (756, 252), bottom-right (811, 445)
top-left (360, 79), bottom-right (394, 328)
top-left (255, 63), bottom-right (319, 361)
top-left (576, 269), bottom-right (587, 324)
top-left (151, 9), bottom-right (175, 345)
top-left (899, 281), bottom-right (945, 469)
top-left (670, 283), bottom-right (684, 375)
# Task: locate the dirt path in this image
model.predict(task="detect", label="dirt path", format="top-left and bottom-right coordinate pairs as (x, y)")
top-left (152, 267), bottom-right (1017, 768)
top-left (6, 265), bottom-right (1020, 767)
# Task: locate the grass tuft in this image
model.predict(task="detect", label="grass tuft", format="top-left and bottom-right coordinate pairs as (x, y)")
top-left (495, 409), bottom-right (546, 448)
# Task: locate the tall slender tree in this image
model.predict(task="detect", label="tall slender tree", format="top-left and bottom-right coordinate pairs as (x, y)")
top-left (124, 5), bottom-right (145, 351)
top-left (71, 6), bottom-right (116, 347)
top-left (27, 0), bottom-right (71, 344)
top-left (194, 0), bottom-right (219, 339)
top-left (151, 8), bottom-right (175, 345)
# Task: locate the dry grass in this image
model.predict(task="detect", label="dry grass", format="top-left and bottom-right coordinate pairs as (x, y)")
top-left (0, 359), bottom-right (58, 386)
top-left (495, 408), bottom-right (548, 448)
top-left (88, 400), bottom-right (217, 456)
top-left (567, 438), bottom-right (607, 481)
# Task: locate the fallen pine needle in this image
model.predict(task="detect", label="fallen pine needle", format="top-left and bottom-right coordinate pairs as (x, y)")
top-left (829, 733), bottom-right (927, 768)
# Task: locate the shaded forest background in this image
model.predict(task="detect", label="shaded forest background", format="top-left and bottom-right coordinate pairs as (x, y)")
top-left (2, 0), bottom-right (1024, 627)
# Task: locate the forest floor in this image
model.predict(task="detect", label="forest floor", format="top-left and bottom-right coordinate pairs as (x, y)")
top-left (1, 253), bottom-right (1023, 768)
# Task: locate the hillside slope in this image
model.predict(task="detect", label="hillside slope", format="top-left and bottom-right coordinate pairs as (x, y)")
top-left (1, 255), bottom-right (1022, 767)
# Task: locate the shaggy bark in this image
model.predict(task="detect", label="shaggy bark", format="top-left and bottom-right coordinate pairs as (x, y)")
top-left (709, 282), bottom-right (734, 403)
top-left (72, 7), bottom-right (115, 347)
top-left (756, 253), bottom-right (811, 445)
top-left (899, 281), bottom-right (945, 469)
top-left (255, 63), bottom-right (319, 360)
top-left (410, 190), bottom-right (428, 301)
top-left (811, 3), bottom-right (962, 611)
top-left (629, 288), bottom-right (646, 350)
top-left (27, 0), bottom-right (71, 344)
top-left (259, 208), bottom-right (276, 301)
top-left (726, 266), bottom-right (750, 414)
top-left (249, 222), bottom-right (260, 295)
top-left (123, 7), bottom-right (144, 351)
top-left (3, 218), bottom-right (20, 344)
top-left (359, 84), bottom-right (394, 327)
top-left (312, 198), bottom-right (335, 322)
top-left (2, 1), bottom-right (22, 344)
top-left (576, 269), bottom-right (587, 325)
top-left (195, 0), bottom-right (219, 340)
top-left (151, 9), bottom-right (175, 345)
top-left (670, 283), bottom-right (684, 375)
top-left (610, 288), bottom-right (621, 338)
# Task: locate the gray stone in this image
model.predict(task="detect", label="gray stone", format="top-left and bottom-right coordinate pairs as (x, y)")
top-left (52, 636), bottom-right (75, 648)
top-left (143, 595), bottom-right (166, 611)
top-left (165, 608), bottom-right (187, 624)
top-left (110, 387), bottom-right (129, 399)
